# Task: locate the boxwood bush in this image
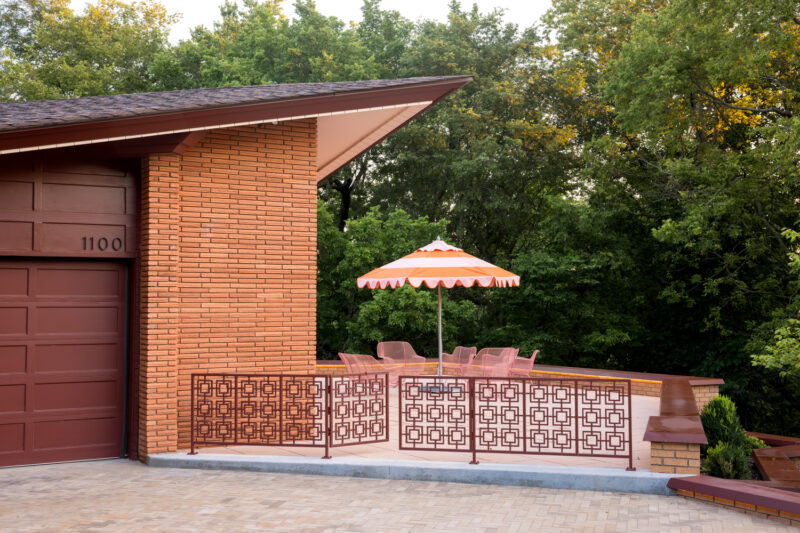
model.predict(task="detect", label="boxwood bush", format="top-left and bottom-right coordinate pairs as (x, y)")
top-left (701, 442), bottom-right (751, 479)
top-left (699, 395), bottom-right (766, 480)
top-left (700, 395), bottom-right (746, 451)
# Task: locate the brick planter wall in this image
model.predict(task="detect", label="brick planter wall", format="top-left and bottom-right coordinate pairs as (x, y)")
top-left (140, 120), bottom-right (318, 457)
top-left (316, 361), bottom-right (721, 404)
top-left (649, 442), bottom-right (701, 474)
top-left (692, 385), bottom-right (720, 413)
top-left (674, 488), bottom-right (800, 527)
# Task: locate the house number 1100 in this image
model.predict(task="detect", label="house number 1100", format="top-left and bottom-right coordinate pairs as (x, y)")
top-left (82, 236), bottom-right (123, 251)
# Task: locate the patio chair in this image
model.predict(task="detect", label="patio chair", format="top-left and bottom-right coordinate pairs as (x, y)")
top-left (338, 352), bottom-right (382, 375)
top-left (442, 346), bottom-right (477, 376)
top-left (509, 349), bottom-right (539, 377)
top-left (465, 347), bottom-right (519, 378)
top-left (376, 341), bottom-right (427, 386)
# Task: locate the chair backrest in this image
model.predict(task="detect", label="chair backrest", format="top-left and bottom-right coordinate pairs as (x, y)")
top-left (479, 347), bottom-right (518, 362)
top-left (338, 352), bottom-right (380, 374)
top-left (512, 349), bottom-right (539, 373)
top-left (377, 341), bottom-right (417, 362)
top-left (474, 347), bottom-right (518, 374)
top-left (450, 346), bottom-right (477, 366)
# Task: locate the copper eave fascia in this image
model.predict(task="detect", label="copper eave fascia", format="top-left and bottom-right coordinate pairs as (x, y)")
top-left (0, 77), bottom-right (472, 160)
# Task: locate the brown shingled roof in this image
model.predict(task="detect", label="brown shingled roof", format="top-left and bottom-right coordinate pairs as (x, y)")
top-left (0, 76), bottom-right (469, 133)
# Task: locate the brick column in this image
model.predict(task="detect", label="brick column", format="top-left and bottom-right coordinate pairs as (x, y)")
top-left (691, 385), bottom-right (720, 413)
top-left (650, 442), bottom-right (701, 474)
top-left (139, 153), bottom-right (181, 457)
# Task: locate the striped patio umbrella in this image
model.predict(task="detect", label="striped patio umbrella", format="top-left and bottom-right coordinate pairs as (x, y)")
top-left (357, 238), bottom-right (520, 375)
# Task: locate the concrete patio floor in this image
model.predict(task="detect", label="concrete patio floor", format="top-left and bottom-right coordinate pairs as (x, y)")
top-left (1, 459), bottom-right (792, 532)
top-left (190, 391), bottom-right (659, 470)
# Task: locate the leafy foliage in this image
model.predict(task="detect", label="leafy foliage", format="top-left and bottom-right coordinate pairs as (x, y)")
top-left (700, 395), bottom-right (746, 452)
top-left (0, 0), bottom-right (177, 100)
top-left (752, 229), bottom-right (800, 380)
top-left (316, 202), bottom-right (453, 358)
top-left (700, 395), bottom-right (759, 479)
top-left (2, 0), bottom-right (799, 435)
top-left (701, 442), bottom-right (751, 480)
top-left (744, 434), bottom-right (768, 456)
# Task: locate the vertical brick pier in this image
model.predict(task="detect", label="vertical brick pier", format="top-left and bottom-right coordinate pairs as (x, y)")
top-left (644, 379), bottom-right (709, 475)
top-left (140, 121), bottom-right (318, 457)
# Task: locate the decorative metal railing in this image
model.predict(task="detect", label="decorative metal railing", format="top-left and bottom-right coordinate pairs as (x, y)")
top-left (190, 373), bottom-right (389, 458)
top-left (398, 376), bottom-right (634, 469)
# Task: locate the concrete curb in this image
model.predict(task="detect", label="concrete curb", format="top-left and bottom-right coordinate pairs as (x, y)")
top-left (147, 453), bottom-right (678, 495)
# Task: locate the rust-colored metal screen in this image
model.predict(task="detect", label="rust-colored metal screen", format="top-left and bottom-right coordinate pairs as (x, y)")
top-left (329, 374), bottom-right (389, 447)
top-left (398, 376), bottom-right (634, 469)
top-left (190, 373), bottom-right (389, 457)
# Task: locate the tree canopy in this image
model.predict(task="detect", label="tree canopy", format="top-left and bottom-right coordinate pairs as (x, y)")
top-left (1, 0), bottom-right (798, 434)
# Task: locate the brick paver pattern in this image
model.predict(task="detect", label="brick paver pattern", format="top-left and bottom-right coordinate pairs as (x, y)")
top-left (0, 460), bottom-right (792, 532)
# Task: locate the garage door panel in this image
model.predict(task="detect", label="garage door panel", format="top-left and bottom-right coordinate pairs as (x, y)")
top-left (0, 180), bottom-right (34, 211)
top-left (0, 260), bottom-right (125, 466)
top-left (34, 417), bottom-right (120, 450)
top-left (36, 306), bottom-right (119, 335)
top-left (36, 343), bottom-right (120, 373)
top-left (42, 183), bottom-right (126, 215)
top-left (0, 345), bottom-right (27, 373)
top-left (0, 221), bottom-right (33, 252)
top-left (34, 381), bottom-right (120, 411)
top-left (40, 223), bottom-right (126, 254)
top-left (0, 384), bottom-right (25, 413)
top-left (0, 423), bottom-right (25, 453)
top-left (0, 268), bottom-right (28, 295)
top-left (0, 307), bottom-right (27, 335)
top-left (37, 267), bottom-right (121, 298)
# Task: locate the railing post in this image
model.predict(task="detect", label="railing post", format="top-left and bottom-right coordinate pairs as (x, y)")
top-left (626, 380), bottom-right (635, 471)
top-left (398, 376), bottom-right (404, 448)
top-left (521, 377), bottom-right (527, 454)
top-left (189, 374), bottom-right (197, 455)
top-left (573, 379), bottom-right (579, 456)
top-left (278, 375), bottom-right (283, 445)
top-left (233, 375), bottom-right (239, 446)
top-left (469, 377), bottom-right (478, 465)
top-left (384, 373), bottom-right (390, 441)
top-left (322, 374), bottom-right (332, 459)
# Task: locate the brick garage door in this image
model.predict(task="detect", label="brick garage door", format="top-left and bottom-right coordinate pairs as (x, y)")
top-left (0, 261), bottom-right (126, 466)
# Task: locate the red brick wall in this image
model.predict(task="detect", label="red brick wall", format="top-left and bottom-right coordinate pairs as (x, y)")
top-left (140, 153), bottom-right (181, 456)
top-left (139, 119), bottom-right (317, 457)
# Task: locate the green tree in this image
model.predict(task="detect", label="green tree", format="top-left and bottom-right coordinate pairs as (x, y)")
top-left (546, 0), bottom-right (800, 432)
top-left (752, 229), bottom-right (800, 380)
top-left (316, 203), bottom-right (476, 358)
top-left (371, 3), bottom-right (579, 260)
top-left (0, 0), bottom-right (177, 100)
top-left (150, 0), bottom-right (378, 90)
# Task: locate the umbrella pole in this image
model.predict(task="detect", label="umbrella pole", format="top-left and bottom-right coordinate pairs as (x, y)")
top-left (437, 285), bottom-right (443, 376)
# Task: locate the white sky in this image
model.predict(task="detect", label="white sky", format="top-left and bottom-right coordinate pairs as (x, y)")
top-left (70, 0), bottom-right (552, 43)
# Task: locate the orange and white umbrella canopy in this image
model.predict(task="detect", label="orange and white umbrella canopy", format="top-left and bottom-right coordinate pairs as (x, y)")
top-left (357, 239), bottom-right (520, 290)
top-left (357, 239), bottom-right (520, 375)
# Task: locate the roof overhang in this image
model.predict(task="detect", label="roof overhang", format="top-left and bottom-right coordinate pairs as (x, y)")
top-left (0, 77), bottom-right (472, 181)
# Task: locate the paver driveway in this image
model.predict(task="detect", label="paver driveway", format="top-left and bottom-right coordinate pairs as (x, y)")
top-left (0, 459), bottom-right (792, 532)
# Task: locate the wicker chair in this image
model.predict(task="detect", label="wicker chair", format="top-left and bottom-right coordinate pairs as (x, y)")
top-left (465, 347), bottom-right (519, 377)
top-left (338, 352), bottom-right (381, 375)
top-left (509, 349), bottom-right (539, 377)
top-left (442, 346), bottom-right (477, 376)
top-left (376, 341), bottom-right (427, 386)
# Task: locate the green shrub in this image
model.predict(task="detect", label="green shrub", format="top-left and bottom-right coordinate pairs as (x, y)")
top-left (700, 395), bottom-right (746, 452)
top-left (744, 434), bottom-right (768, 455)
top-left (701, 442), bottom-right (751, 479)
